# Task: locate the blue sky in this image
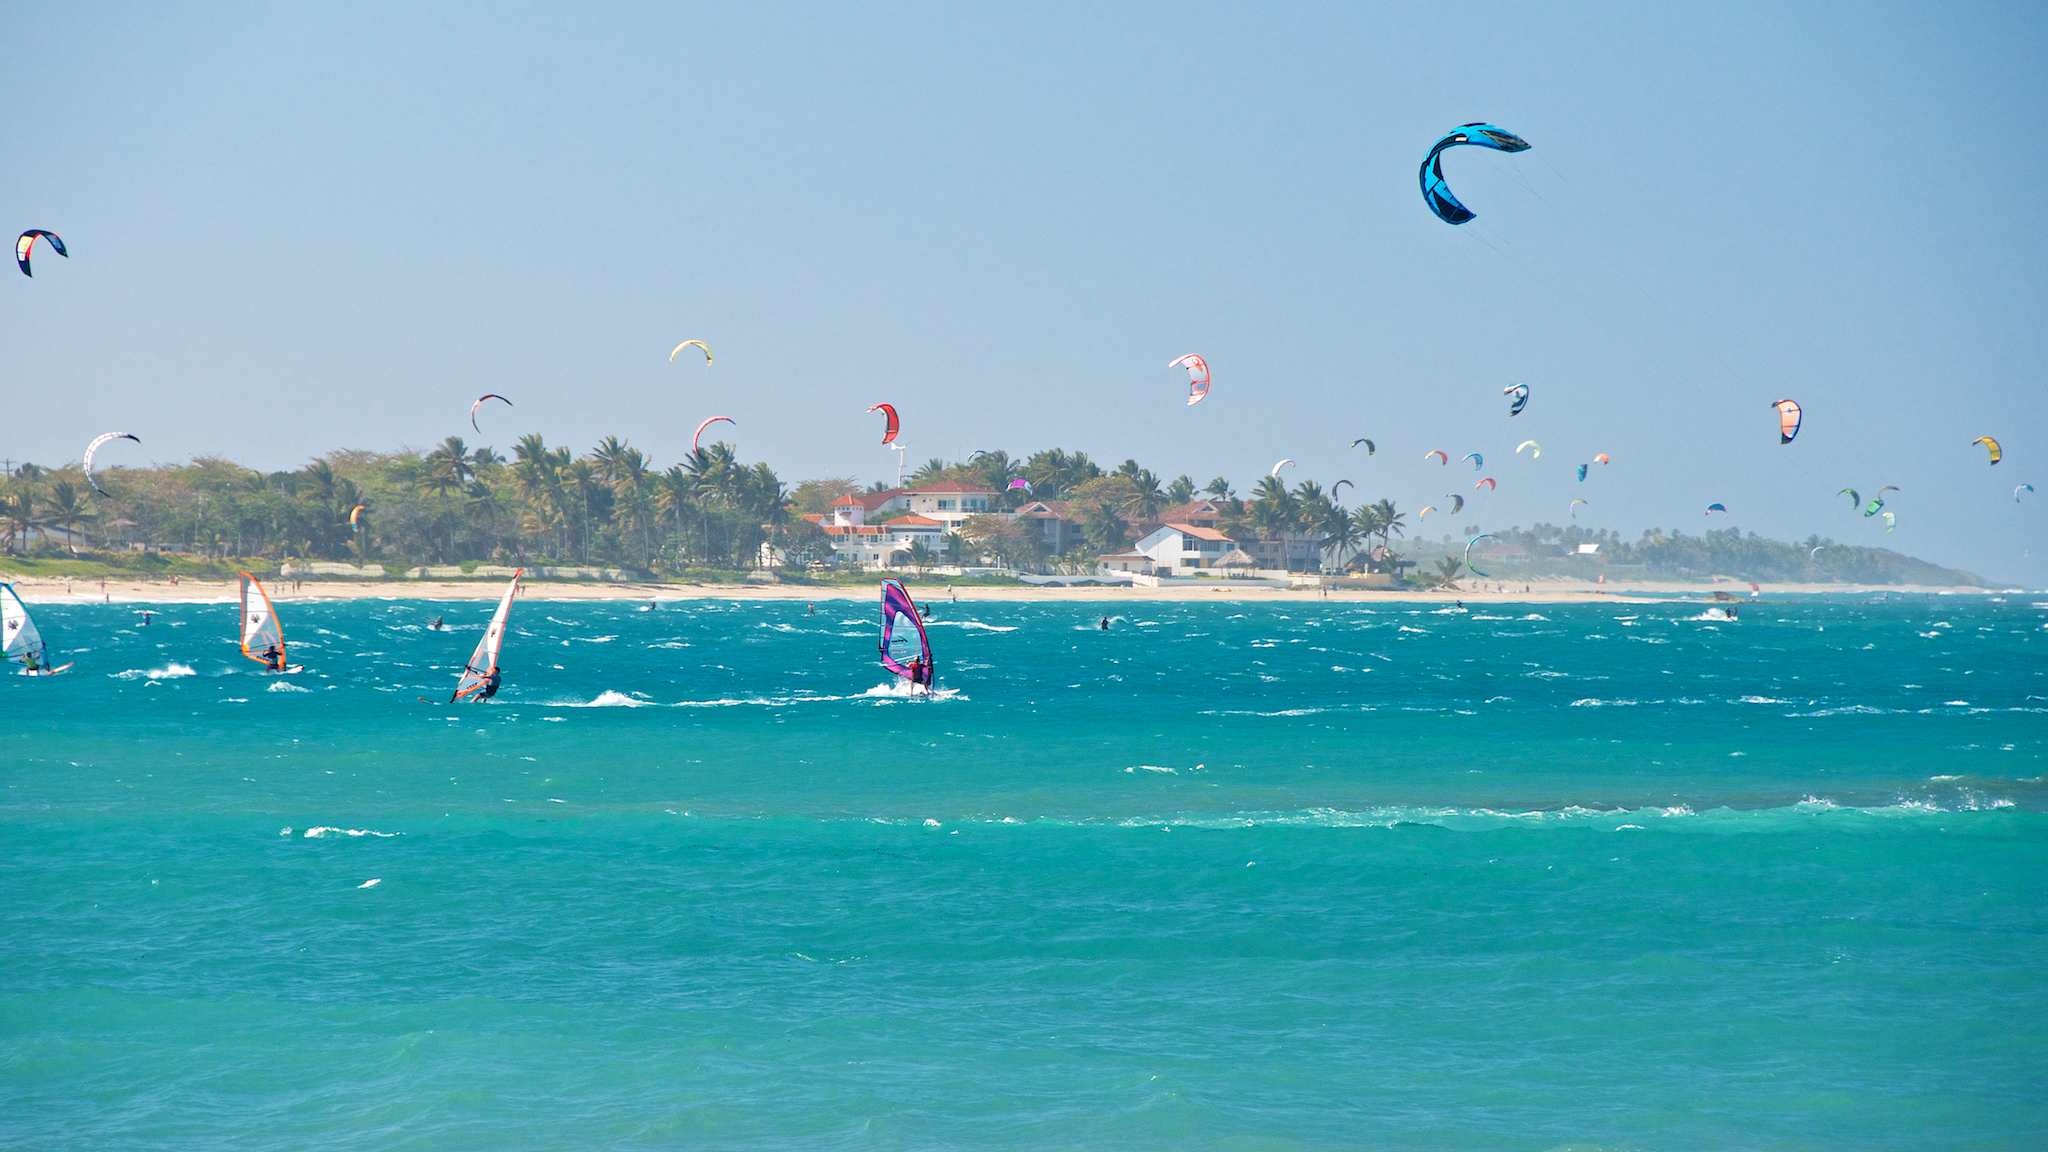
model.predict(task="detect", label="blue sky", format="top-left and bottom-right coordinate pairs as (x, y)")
top-left (4, 1), bottom-right (2043, 580)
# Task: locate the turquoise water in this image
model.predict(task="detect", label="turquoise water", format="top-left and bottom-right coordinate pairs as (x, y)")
top-left (3, 593), bottom-right (2044, 1150)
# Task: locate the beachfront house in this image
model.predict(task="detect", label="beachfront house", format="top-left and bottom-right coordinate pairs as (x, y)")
top-left (1012, 499), bottom-right (1088, 556)
top-left (1130, 522), bottom-right (1240, 576)
top-left (808, 488), bottom-right (967, 570)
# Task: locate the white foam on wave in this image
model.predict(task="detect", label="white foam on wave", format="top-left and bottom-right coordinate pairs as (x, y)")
top-left (552, 690), bottom-right (650, 708)
top-left (1738, 695), bottom-right (1790, 705)
top-left (1124, 764), bottom-right (1179, 774)
top-left (357, 878), bottom-right (382, 889)
top-left (859, 681), bottom-right (966, 703)
top-left (1570, 697), bottom-right (1639, 708)
top-left (925, 620), bottom-right (1017, 632)
top-left (115, 663), bottom-right (197, 681)
top-left (303, 826), bottom-right (400, 839)
top-left (267, 680), bottom-right (310, 693)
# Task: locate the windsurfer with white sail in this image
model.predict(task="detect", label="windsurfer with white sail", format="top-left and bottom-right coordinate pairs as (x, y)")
top-left (452, 569), bottom-right (522, 703)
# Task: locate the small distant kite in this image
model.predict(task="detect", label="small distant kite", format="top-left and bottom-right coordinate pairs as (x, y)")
top-left (1350, 437), bottom-right (1376, 455)
top-left (348, 503), bottom-right (367, 528)
top-left (1569, 498), bottom-right (1587, 518)
top-left (1474, 476), bottom-right (1496, 492)
top-left (83, 432), bottom-right (140, 497)
top-left (1461, 452), bottom-right (1484, 471)
top-left (1463, 532), bottom-right (1498, 578)
top-left (1417, 504), bottom-right (1437, 520)
top-left (1973, 435), bottom-right (2002, 464)
top-left (1425, 449), bottom-right (1448, 465)
top-left (1504, 383), bottom-right (1530, 416)
top-left (1169, 354), bottom-right (1211, 406)
top-left (1592, 453), bottom-right (1612, 465)
top-left (1444, 493), bottom-right (1465, 515)
top-left (1576, 464), bottom-right (1589, 482)
top-left (1007, 478), bottom-right (1032, 494)
top-left (2018, 483), bottom-right (2036, 503)
top-left (1333, 479), bottom-right (1354, 499)
top-left (1515, 440), bottom-right (1541, 459)
top-left (1270, 458), bottom-right (1295, 477)
top-left (1882, 510), bottom-right (1897, 532)
top-left (1837, 487), bottom-right (1860, 507)
top-left (669, 339), bottom-right (713, 365)
top-left (16, 229), bottom-right (65, 277)
top-left (1704, 502), bottom-right (1728, 516)
top-left (1771, 399), bottom-right (1803, 444)
top-left (691, 415), bottom-right (735, 452)
top-left (1420, 124), bottom-right (1531, 226)
top-left (469, 393), bottom-right (512, 433)
top-left (866, 403), bottom-right (900, 444)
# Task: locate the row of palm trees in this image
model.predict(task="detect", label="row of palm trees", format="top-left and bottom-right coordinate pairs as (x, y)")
top-left (0, 435), bottom-right (813, 572)
top-left (0, 441), bottom-right (1971, 584)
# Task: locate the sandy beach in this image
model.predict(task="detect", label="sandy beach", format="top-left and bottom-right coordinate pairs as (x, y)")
top-left (0, 573), bottom-right (1991, 606)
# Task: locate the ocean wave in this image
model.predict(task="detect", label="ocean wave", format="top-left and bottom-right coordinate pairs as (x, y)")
top-left (1738, 695), bottom-right (1790, 705)
top-left (266, 680), bottom-right (310, 693)
top-left (114, 663), bottom-right (197, 681)
top-left (1096, 799), bottom-right (2032, 832)
top-left (924, 620), bottom-right (1017, 632)
top-left (300, 826), bottom-right (400, 839)
top-left (552, 690), bottom-right (651, 708)
top-left (1570, 698), bottom-right (1639, 708)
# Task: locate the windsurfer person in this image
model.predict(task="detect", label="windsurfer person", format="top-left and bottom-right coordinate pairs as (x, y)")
top-left (260, 644), bottom-right (285, 672)
top-left (23, 648), bottom-right (41, 673)
top-left (479, 667), bottom-right (503, 700)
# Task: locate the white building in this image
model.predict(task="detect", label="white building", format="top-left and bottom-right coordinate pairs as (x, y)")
top-left (1128, 522), bottom-right (1239, 576)
top-left (809, 489), bottom-right (964, 569)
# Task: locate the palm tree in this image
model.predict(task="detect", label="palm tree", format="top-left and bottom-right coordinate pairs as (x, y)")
top-left (1431, 556), bottom-right (1464, 588)
top-left (1371, 499), bottom-right (1404, 553)
top-left (1204, 476), bottom-right (1234, 500)
top-left (589, 436), bottom-right (632, 488)
top-left (1166, 475), bottom-right (1197, 504)
top-left (1346, 505), bottom-right (1381, 571)
top-left (1120, 468), bottom-right (1167, 525)
top-left (43, 480), bottom-right (91, 551)
top-left (1245, 475), bottom-right (1297, 568)
top-left (1081, 502), bottom-right (1128, 555)
top-left (0, 486), bottom-right (38, 552)
top-left (911, 457), bottom-right (951, 486)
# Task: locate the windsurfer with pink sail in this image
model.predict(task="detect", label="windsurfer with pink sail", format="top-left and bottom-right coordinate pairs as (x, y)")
top-left (879, 579), bottom-right (934, 693)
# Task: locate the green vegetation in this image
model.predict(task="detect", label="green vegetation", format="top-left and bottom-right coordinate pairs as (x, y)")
top-left (0, 443), bottom-right (1981, 586)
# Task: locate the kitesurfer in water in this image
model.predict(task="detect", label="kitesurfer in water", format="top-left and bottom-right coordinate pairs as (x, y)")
top-left (1099, 616), bottom-right (1111, 631)
top-left (429, 615), bottom-right (445, 631)
top-left (479, 667), bottom-right (502, 700)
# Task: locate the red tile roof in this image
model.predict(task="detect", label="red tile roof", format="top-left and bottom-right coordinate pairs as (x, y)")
top-left (1165, 522), bottom-right (1233, 542)
top-left (885, 514), bottom-right (944, 528)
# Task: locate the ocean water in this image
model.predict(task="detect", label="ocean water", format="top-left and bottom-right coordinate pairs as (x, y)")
top-left (3, 593), bottom-right (2044, 1150)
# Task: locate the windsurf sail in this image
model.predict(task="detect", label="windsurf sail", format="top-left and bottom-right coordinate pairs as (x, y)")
top-left (1, 583), bottom-right (49, 672)
top-left (238, 572), bottom-right (287, 670)
top-left (878, 578), bottom-right (933, 689)
top-left (453, 569), bottom-right (522, 701)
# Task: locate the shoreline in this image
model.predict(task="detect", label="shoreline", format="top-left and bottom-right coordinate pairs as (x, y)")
top-left (0, 574), bottom-right (1996, 606)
